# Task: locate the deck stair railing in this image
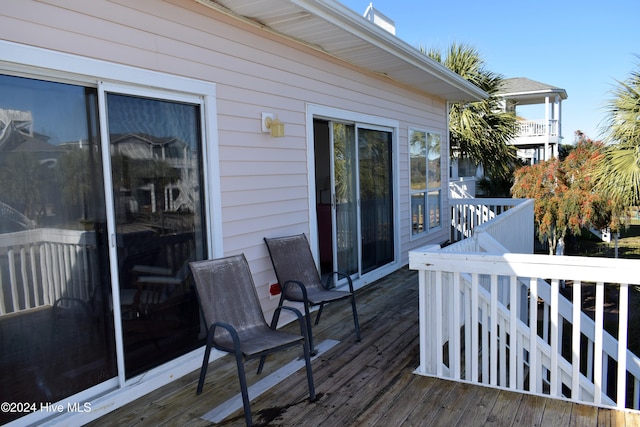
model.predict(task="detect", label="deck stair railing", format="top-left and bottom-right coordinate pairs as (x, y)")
top-left (411, 199), bottom-right (640, 410)
top-left (450, 198), bottom-right (530, 244)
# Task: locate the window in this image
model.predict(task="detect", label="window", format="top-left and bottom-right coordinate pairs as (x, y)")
top-left (410, 128), bottom-right (441, 235)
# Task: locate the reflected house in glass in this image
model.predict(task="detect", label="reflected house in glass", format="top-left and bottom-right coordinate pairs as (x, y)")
top-left (110, 132), bottom-right (195, 218)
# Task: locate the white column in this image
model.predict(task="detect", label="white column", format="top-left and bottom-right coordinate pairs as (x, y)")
top-left (544, 96), bottom-right (550, 160)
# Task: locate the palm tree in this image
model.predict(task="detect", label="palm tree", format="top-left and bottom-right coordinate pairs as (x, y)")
top-left (421, 43), bottom-right (518, 180)
top-left (594, 59), bottom-right (640, 212)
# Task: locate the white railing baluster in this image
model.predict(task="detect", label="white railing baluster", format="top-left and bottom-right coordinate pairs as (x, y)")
top-left (550, 278), bottom-right (559, 396)
top-left (8, 249), bottom-right (19, 312)
top-left (471, 273), bottom-right (479, 382)
top-left (509, 275), bottom-right (518, 389)
top-left (481, 297), bottom-right (489, 383)
top-left (594, 281), bottom-right (604, 404)
top-left (572, 280), bottom-right (582, 401)
top-left (435, 270), bottom-right (443, 377)
top-left (464, 277), bottom-right (472, 380)
top-left (0, 265), bottom-right (6, 315)
top-left (20, 247), bottom-right (30, 309)
top-left (30, 245), bottom-right (40, 307)
top-left (617, 283), bottom-right (629, 408)
top-left (490, 274), bottom-right (498, 386)
top-left (452, 272), bottom-right (461, 379)
top-left (529, 276), bottom-right (539, 393)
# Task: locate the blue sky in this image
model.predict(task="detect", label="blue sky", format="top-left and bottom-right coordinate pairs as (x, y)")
top-left (339, 0), bottom-right (639, 143)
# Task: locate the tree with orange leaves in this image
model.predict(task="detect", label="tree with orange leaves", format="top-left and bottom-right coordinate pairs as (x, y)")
top-left (511, 132), bottom-right (611, 255)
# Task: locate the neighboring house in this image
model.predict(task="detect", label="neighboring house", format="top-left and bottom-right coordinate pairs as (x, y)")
top-left (497, 77), bottom-right (568, 164)
top-left (450, 77), bottom-right (567, 196)
top-left (0, 1), bottom-right (485, 425)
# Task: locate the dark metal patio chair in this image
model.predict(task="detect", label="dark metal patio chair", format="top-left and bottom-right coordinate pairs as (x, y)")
top-left (189, 254), bottom-right (315, 427)
top-left (264, 234), bottom-right (361, 354)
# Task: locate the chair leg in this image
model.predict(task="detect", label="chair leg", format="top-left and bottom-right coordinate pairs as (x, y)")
top-left (258, 294), bottom-right (286, 374)
top-left (351, 294), bottom-right (361, 342)
top-left (302, 333), bottom-right (316, 402)
top-left (303, 302), bottom-right (316, 355)
top-left (197, 331), bottom-right (215, 394)
top-left (233, 350), bottom-right (253, 427)
top-left (314, 303), bottom-right (325, 326)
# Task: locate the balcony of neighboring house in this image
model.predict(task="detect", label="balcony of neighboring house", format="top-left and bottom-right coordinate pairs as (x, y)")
top-left (497, 77), bottom-right (568, 164)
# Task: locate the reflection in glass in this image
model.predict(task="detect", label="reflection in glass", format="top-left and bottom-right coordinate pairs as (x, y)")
top-left (410, 129), bottom-right (426, 191)
top-left (410, 129), bottom-right (442, 235)
top-left (428, 190), bottom-right (441, 229)
top-left (427, 133), bottom-right (441, 188)
top-left (411, 192), bottom-right (425, 233)
top-left (106, 94), bottom-right (206, 377)
top-left (359, 128), bottom-right (393, 273)
top-left (333, 123), bottom-right (358, 276)
top-left (0, 75), bottom-right (116, 424)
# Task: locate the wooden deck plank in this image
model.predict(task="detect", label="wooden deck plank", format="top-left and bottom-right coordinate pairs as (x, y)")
top-left (484, 389), bottom-right (525, 426)
top-left (86, 266), bottom-right (640, 427)
top-left (540, 395), bottom-right (572, 426)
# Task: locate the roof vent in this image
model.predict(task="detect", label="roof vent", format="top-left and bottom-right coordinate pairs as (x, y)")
top-left (363, 3), bottom-right (395, 35)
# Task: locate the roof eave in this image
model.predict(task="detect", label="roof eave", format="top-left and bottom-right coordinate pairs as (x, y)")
top-left (195, 0), bottom-right (487, 103)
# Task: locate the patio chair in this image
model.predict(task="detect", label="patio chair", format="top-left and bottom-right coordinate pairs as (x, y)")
top-left (189, 254), bottom-right (315, 427)
top-left (264, 234), bottom-right (361, 354)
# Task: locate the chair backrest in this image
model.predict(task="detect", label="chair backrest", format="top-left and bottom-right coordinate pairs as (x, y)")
top-left (264, 234), bottom-right (324, 295)
top-left (189, 254), bottom-right (267, 335)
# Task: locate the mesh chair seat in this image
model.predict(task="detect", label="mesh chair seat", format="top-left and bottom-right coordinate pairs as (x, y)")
top-left (214, 326), bottom-right (304, 357)
top-left (284, 287), bottom-right (352, 305)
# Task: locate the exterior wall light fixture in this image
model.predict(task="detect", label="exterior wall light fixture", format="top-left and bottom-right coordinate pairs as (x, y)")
top-left (262, 112), bottom-right (285, 137)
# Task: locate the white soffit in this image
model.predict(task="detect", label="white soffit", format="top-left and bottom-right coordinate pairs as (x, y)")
top-left (195, 0), bottom-right (487, 103)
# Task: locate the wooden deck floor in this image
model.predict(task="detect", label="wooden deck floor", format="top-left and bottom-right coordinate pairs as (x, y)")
top-left (87, 267), bottom-right (640, 426)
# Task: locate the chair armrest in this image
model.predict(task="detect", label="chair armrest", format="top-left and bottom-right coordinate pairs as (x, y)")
top-left (271, 305), bottom-right (307, 338)
top-left (281, 280), bottom-right (308, 300)
top-left (207, 321), bottom-right (241, 354)
top-left (325, 271), bottom-right (355, 293)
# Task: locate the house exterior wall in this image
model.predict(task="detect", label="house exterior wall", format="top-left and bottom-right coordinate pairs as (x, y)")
top-left (0, 0), bottom-right (451, 424)
top-left (4, 0), bottom-right (449, 288)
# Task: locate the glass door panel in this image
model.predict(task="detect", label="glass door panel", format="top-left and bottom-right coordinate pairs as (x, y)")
top-left (358, 128), bottom-right (393, 273)
top-left (0, 75), bottom-right (116, 424)
top-left (331, 123), bottom-right (358, 276)
top-left (106, 93), bottom-right (206, 378)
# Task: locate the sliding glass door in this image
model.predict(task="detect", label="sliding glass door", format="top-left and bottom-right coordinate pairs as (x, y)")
top-left (358, 127), bottom-right (393, 274)
top-left (104, 91), bottom-right (207, 378)
top-left (327, 121), bottom-right (394, 279)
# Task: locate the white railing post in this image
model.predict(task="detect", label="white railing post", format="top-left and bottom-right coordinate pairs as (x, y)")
top-left (618, 283), bottom-right (629, 408)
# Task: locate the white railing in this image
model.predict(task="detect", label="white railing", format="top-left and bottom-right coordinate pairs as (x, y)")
top-left (449, 177), bottom-right (476, 199)
top-left (517, 119), bottom-right (559, 137)
top-left (450, 198), bottom-right (531, 244)
top-left (0, 229), bottom-right (98, 315)
top-left (411, 203), bottom-right (640, 410)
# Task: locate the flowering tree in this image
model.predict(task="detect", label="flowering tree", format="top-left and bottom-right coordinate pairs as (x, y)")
top-left (511, 134), bottom-right (611, 254)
